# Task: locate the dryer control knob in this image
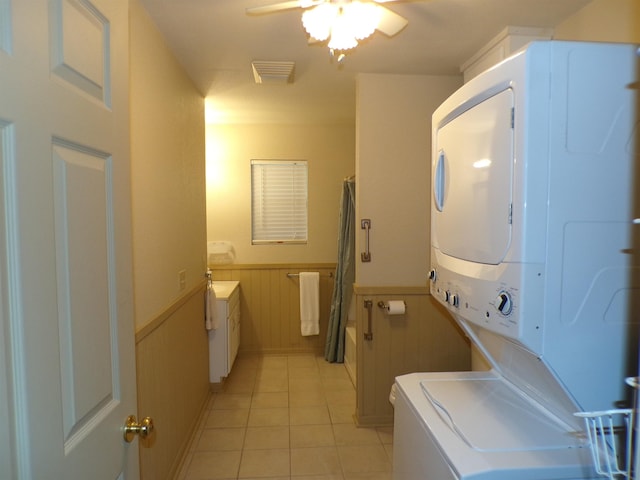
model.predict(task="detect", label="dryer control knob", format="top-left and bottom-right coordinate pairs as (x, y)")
top-left (449, 294), bottom-right (459, 308)
top-left (496, 292), bottom-right (513, 315)
top-left (428, 269), bottom-right (437, 282)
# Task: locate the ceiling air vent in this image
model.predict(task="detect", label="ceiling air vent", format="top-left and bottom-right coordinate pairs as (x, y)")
top-left (251, 61), bottom-right (295, 84)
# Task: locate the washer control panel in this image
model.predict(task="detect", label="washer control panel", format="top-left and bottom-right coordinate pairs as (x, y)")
top-left (428, 256), bottom-right (544, 353)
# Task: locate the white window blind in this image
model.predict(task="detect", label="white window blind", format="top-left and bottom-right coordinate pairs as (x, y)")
top-left (251, 160), bottom-right (308, 244)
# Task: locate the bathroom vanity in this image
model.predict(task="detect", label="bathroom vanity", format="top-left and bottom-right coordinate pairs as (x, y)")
top-left (209, 281), bottom-right (240, 385)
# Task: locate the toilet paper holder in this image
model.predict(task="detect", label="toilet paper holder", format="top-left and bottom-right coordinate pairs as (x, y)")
top-left (378, 300), bottom-right (406, 315)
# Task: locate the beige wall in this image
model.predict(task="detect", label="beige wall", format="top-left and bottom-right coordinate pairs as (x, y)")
top-left (210, 264), bottom-right (336, 354)
top-left (130, 2), bottom-right (209, 479)
top-left (354, 287), bottom-right (470, 426)
top-left (130, 0), bottom-right (207, 330)
top-left (355, 74), bottom-right (463, 287)
top-left (352, 74), bottom-right (469, 425)
top-left (205, 123), bottom-right (355, 264)
top-left (554, 0), bottom-right (640, 42)
top-left (135, 288), bottom-right (209, 480)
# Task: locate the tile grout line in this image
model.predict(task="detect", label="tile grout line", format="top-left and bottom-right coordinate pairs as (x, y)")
top-left (182, 353), bottom-right (392, 480)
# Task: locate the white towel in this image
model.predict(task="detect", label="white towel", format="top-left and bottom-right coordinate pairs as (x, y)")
top-left (299, 272), bottom-right (320, 336)
top-left (205, 282), bottom-right (218, 330)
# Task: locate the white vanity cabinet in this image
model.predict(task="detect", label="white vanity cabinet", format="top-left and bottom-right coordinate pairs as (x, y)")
top-left (208, 281), bottom-right (240, 384)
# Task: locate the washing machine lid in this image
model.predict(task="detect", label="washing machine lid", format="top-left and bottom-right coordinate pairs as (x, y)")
top-left (395, 371), bottom-right (593, 480)
top-left (419, 376), bottom-right (580, 452)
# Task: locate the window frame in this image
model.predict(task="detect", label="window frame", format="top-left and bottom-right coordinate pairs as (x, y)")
top-left (250, 159), bottom-right (309, 245)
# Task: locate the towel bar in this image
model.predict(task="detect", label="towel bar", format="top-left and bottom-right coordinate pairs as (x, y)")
top-left (286, 272), bottom-right (333, 278)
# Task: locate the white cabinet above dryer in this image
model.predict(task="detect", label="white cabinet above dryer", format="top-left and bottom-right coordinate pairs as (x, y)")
top-left (460, 26), bottom-right (553, 83)
top-left (209, 281), bottom-right (240, 385)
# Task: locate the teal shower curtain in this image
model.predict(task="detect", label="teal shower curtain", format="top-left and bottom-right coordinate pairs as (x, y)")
top-left (324, 177), bottom-right (356, 363)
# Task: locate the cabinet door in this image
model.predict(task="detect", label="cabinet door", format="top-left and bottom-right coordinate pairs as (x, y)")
top-left (229, 308), bottom-right (240, 369)
top-left (228, 289), bottom-right (240, 371)
top-left (209, 300), bottom-right (229, 383)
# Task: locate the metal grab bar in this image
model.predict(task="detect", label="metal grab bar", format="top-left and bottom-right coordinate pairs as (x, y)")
top-left (286, 272), bottom-right (333, 278)
top-left (364, 299), bottom-right (373, 341)
top-left (361, 219), bottom-right (371, 262)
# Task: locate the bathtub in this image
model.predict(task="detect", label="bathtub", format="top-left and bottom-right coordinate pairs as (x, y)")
top-left (344, 324), bottom-right (356, 386)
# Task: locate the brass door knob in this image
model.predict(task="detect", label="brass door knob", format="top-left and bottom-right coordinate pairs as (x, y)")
top-left (123, 415), bottom-right (154, 443)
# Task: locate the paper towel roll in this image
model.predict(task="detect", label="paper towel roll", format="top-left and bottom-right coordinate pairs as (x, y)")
top-left (386, 300), bottom-right (406, 315)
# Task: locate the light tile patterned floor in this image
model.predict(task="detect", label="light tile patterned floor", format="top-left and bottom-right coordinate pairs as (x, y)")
top-left (176, 353), bottom-right (393, 480)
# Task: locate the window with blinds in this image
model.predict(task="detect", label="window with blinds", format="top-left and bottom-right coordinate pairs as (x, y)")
top-left (251, 160), bottom-right (308, 244)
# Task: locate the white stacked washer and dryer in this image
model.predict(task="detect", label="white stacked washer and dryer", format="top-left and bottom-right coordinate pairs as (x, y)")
top-left (392, 41), bottom-right (640, 479)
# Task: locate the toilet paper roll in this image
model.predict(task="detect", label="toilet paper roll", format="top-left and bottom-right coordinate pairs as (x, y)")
top-left (386, 300), bottom-right (406, 315)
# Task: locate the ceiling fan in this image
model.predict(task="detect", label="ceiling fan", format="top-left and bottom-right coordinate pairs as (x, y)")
top-left (246, 0), bottom-right (411, 61)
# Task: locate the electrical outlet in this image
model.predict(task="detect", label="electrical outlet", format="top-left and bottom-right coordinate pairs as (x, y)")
top-left (179, 269), bottom-right (186, 291)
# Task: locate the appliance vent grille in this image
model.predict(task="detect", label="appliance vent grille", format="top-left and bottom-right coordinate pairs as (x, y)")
top-left (252, 61), bottom-right (295, 84)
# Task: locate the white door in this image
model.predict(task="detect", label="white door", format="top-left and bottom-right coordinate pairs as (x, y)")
top-left (0, 0), bottom-right (139, 478)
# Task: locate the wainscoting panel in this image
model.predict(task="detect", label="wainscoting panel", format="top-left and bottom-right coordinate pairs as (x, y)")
top-left (135, 284), bottom-right (210, 480)
top-left (354, 286), bottom-right (471, 426)
top-left (210, 264), bottom-right (336, 354)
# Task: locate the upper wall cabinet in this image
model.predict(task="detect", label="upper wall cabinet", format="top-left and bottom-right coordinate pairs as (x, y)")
top-left (460, 26), bottom-right (553, 83)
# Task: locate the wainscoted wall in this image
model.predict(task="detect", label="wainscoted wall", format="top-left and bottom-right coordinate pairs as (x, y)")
top-left (354, 286), bottom-right (471, 426)
top-left (210, 264), bottom-right (336, 354)
top-left (135, 283), bottom-right (210, 480)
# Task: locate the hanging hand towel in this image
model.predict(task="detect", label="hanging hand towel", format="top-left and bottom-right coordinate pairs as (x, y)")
top-left (299, 272), bottom-right (320, 336)
top-left (205, 281), bottom-right (218, 330)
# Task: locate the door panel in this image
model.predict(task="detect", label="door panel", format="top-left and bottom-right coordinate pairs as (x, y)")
top-left (52, 140), bottom-right (118, 449)
top-left (0, 0), bottom-right (138, 478)
top-left (50, 0), bottom-right (110, 103)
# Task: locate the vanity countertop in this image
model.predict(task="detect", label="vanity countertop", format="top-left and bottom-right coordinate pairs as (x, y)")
top-left (212, 280), bottom-right (239, 300)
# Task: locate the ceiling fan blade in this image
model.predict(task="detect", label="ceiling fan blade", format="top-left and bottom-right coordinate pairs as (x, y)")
top-left (375, 5), bottom-right (408, 36)
top-left (246, 0), bottom-right (322, 15)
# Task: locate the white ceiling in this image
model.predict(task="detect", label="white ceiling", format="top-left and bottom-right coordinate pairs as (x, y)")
top-left (138, 0), bottom-right (591, 124)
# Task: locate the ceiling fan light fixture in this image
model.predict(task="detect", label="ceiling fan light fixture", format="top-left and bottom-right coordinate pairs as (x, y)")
top-left (302, 3), bottom-right (337, 41)
top-left (327, 10), bottom-right (358, 50)
top-left (343, 2), bottom-right (381, 40)
top-left (302, 1), bottom-right (381, 52)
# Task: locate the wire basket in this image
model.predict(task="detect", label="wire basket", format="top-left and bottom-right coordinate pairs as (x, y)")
top-left (575, 408), bottom-right (634, 478)
top-left (575, 378), bottom-right (639, 479)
